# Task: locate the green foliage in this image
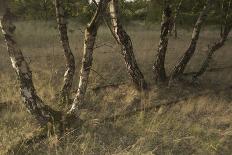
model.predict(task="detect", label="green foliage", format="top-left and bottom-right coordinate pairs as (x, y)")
top-left (9, 0), bottom-right (93, 22)
top-left (6, 0), bottom-right (232, 26)
top-left (10, 0), bottom-right (55, 20)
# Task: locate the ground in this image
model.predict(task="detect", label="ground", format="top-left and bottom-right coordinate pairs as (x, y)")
top-left (0, 21), bottom-right (232, 155)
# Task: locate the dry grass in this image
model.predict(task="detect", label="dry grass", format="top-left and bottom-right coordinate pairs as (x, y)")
top-left (0, 21), bottom-right (232, 155)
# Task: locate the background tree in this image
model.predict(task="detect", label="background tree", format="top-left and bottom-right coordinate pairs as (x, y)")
top-left (169, 0), bottom-right (213, 83)
top-left (193, 0), bottom-right (232, 79)
top-left (171, 0), bottom-right (183, 38)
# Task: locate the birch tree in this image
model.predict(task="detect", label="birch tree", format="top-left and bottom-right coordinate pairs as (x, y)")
top-left (193, 0), bottom-right (232, 79)
top-left (109, 0), bottom-right (147, 90)
top-left (153, 4), bottom-right (172, 83)
top-left (172, 0), bottom-right (183, 38)
top-left (54, 0), bottom-right (76, 104)
top-left (169, 0), bottom-right (212, 82)
top-left (0, 8), bottom-right (62, 126)
top-left (69, 0), bottom-right (110, 114)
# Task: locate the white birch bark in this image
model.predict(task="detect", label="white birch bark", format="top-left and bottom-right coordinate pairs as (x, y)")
top-left (109, 0), bottom-right (147, 90)
top-left (0, 9), bottom-right (60, 125)
top-left (169, 0), bottom-right (213, 82)
top-left (69, 0), bottom-right (110, 114)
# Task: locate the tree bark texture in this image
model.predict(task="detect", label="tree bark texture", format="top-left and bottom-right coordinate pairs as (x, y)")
top-left (92, 0), bottom-right (120, 44)
top-left (69, 0), bottom-right (110, 114)
top-left (153, 5), bottom-right (172, 83)
top-left (109, 0), bottom-right (147, 90)
top-left (194, 1), bottom-right (232, 79)
top-left (193, 35), bottom-right (230, 79)
top-left (54, 0), bottom-right (75, 104)
top-left (169, 0), bottom-right (212, 82)
top-left (0, 10), bottom-right (59, 125)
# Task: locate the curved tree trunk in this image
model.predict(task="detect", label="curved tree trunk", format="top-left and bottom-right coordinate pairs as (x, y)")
top-left (69, 0), bottom-right (110, 114)
top-left (54, 0), bottom-right (75, 104)
top-left (193, 37), bottom-right (228, 79)
top-left (194, 0), bottom-right (232, 79)
top-left (169, 0), bottom-right (212, 82)
top-left (153, 5), bottom-right (172, 83)
top-left (92, 0), bottom-right (120, 44)
top-left (0, 9), bottom-right (61, 126)
top-left (109, 0), bottom-right (147, 90)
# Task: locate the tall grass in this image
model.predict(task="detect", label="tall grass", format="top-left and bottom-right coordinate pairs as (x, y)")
top-left (0, 21), bottom-right (232, 154)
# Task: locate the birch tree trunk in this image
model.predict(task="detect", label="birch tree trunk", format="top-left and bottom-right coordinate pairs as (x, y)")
top-left (109, 0), bottom-right (147, 90)
top-left (54, 0), bottom-right (75, 104)
top-left (193, 33), bottom-right (230, 79)
top-left (193, 1), bottom-right (232, 79)
top-left (153, 5), bottom-right (172, 83)
top-left (169, 0), bottom-right (212, 82)
top-left (69, 0), bottom-right (110, 114)
top-left (0, 10), bottom-right (60, 126)
top-left (173, 0), bottom-right (183, 38)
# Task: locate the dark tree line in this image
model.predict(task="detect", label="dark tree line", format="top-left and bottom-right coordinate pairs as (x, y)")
top-left (2, 0), bottom-right (229, 25)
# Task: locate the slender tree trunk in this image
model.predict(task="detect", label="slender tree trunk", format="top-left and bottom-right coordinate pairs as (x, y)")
top-left (92, 0), bottom-right (120, 44)
top-left (193, 37), bottom-right (228, 79)
top-left (0, 10), bottom-right (61, 126)
top-left (41, 0), bottom-right (49, 21)
top-left (194, 1), bottom-right (232, 79)
top-left (54, 0), bottom-right (75, 104)
top-left (173, 0), bottom-right (183, 38)
top-left (69, 0), bottom-right (110, 114)
top-left (169, 0), bottom-right (212, 82)
top-left (153, 5), bottom-right (172, 83)
top-left (109, 0), bottom-right (147, 90)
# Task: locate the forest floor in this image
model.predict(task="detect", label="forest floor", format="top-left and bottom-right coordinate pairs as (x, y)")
top-left (0, 21), bottom-right (232, 155)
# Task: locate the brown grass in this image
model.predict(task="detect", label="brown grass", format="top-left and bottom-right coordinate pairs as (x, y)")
top-left (0, 21), bottom-right (232, 154)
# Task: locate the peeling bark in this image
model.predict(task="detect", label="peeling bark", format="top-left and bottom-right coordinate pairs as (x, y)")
top-left (193, 1), bottom-right (232, 79)
top-left (54, 0), bottom-right (75, 104)
top-left (153, 5), bottom-right (172, 83)
top-left (0, 10), bottom-right (61, 125)
top-left (69, 0), bottom-right (110, 114)
top-left (169, 0), bottom-right (212, 82)
top-left (109, 0), bottom-right (147, 90)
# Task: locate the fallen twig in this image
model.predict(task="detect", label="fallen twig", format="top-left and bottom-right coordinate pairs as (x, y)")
top-left (183, 65), bottom-right (232, 76)
top-left (91, 82), bottom-right (127, 92)
top-left (101, 85), bottom-right (232, 122)
top-left (90, 68), bottom-right (107, 81)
